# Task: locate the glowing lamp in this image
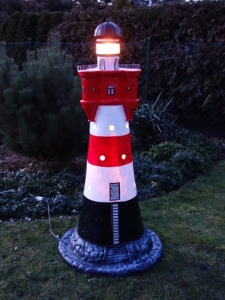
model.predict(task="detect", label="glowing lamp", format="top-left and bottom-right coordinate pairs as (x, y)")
top-left (94, 19), bottom-right (122, 57)
top-left (96, 39), bottom-right (120, 55)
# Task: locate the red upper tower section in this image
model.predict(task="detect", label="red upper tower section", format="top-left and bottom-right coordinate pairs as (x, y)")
top-left (77, 20), bottom-right (141, 122)
top-left (78, 66), bottom-right (141, 121)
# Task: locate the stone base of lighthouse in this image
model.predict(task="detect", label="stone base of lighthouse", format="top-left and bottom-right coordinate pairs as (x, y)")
top-left (59, 196), bottom-right (162, 276)
top-left (58, 229), bottom-right (162, 277)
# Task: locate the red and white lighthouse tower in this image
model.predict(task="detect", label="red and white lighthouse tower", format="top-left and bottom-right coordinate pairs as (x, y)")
top-left (59, 21), bottom-right (162, 276)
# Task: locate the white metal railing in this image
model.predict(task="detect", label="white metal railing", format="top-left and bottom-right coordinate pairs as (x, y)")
top-left (119, 64), bottom-right (140, 69)
top-left (77, 64), bottom-right (97, 71)
top-left (77, 63), bottom-right (140, 71)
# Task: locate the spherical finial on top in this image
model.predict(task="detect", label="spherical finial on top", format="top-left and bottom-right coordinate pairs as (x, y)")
top-left (94, 20), bottom-right (122, 39)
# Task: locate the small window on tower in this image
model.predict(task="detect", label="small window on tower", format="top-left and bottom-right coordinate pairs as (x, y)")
top-left (114, 58), bottom-right (119, 70)
top-left (107, 85), bottom-right (115, 95)
top-left (99, 59), bottom-right (105, 70)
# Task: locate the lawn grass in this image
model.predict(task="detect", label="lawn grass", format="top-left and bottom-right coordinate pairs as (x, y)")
top-left (1, 161), bottom-right (225, 300)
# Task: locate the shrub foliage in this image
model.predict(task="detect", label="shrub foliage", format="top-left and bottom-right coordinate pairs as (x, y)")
top-left (131, 92), bottom-right (178, 146)
top-left (133, 129), bottom-right (221, 199)
top-left (0, 164), bottom-right (84, 220)
top-left (0, 34), bottom-right (88, 162)
top-left (1, 11), bottom-right (64, 43)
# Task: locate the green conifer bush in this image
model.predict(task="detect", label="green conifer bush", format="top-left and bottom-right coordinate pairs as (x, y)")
top-left (0, 34), bottom-right (88, 162)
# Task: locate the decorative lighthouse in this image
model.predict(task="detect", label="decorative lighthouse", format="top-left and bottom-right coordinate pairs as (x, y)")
top-left (59, 21), bottom-right (162, 276)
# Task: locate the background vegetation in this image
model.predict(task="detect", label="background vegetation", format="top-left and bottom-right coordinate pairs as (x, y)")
top-left (0, 35), bottom-right (88, 162)
top-left (0, 0), bottom-right (74, 15)
top-left (2, 2), bottom-right (225, 44)
top-left (1, 1), bottom-right (225, 133)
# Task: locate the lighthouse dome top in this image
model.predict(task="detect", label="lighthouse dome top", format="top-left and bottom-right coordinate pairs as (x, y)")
top-left (94, 20), bottom-right (122, 39)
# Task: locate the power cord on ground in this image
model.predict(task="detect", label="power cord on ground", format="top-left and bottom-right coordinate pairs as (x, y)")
top-left (29, 194), bottom-right (69, 245)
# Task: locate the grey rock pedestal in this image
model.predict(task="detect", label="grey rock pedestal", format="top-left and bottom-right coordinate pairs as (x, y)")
top-left (58, 227), bottom-right (162, 277)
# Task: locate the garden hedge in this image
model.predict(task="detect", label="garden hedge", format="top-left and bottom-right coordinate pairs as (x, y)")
top-left (2, 2), bottom-right (225, 46)
top-left (0, 11), bottom-right (64, 42)
top-left (1, 1), bottom-right (225, 134)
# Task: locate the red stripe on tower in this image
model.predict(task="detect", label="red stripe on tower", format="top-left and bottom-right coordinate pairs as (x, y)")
top-left (87, 134), bottom-right (132, 167)
top-left (83, 105), bottom-right (137, 203)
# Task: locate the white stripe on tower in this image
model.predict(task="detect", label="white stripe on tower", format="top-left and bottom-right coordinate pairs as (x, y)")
top-left (83, 105), bottom-right (137, 203)
top-left (90, 105), bottom-right (129, 137)
top-left (84, 163), bottom-right (136, 202)
top-left (112, 203), bottom-right (119, 244)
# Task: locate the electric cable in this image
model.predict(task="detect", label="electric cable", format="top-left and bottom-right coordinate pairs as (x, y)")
top-left (30, 194), bottom-right (69, 245)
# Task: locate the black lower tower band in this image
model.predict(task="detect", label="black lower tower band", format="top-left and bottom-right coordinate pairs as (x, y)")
top-left (78, 196), bottom-right (144, 245)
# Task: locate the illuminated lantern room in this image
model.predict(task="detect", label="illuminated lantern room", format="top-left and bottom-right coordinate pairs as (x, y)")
top-left (94, 19), bottom-right (122, 70)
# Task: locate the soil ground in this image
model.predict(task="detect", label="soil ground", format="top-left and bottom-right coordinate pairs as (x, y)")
top-left (0, 144), bottom-right (37, 172)
top-left (0, 144), bottom-right (86, 173)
